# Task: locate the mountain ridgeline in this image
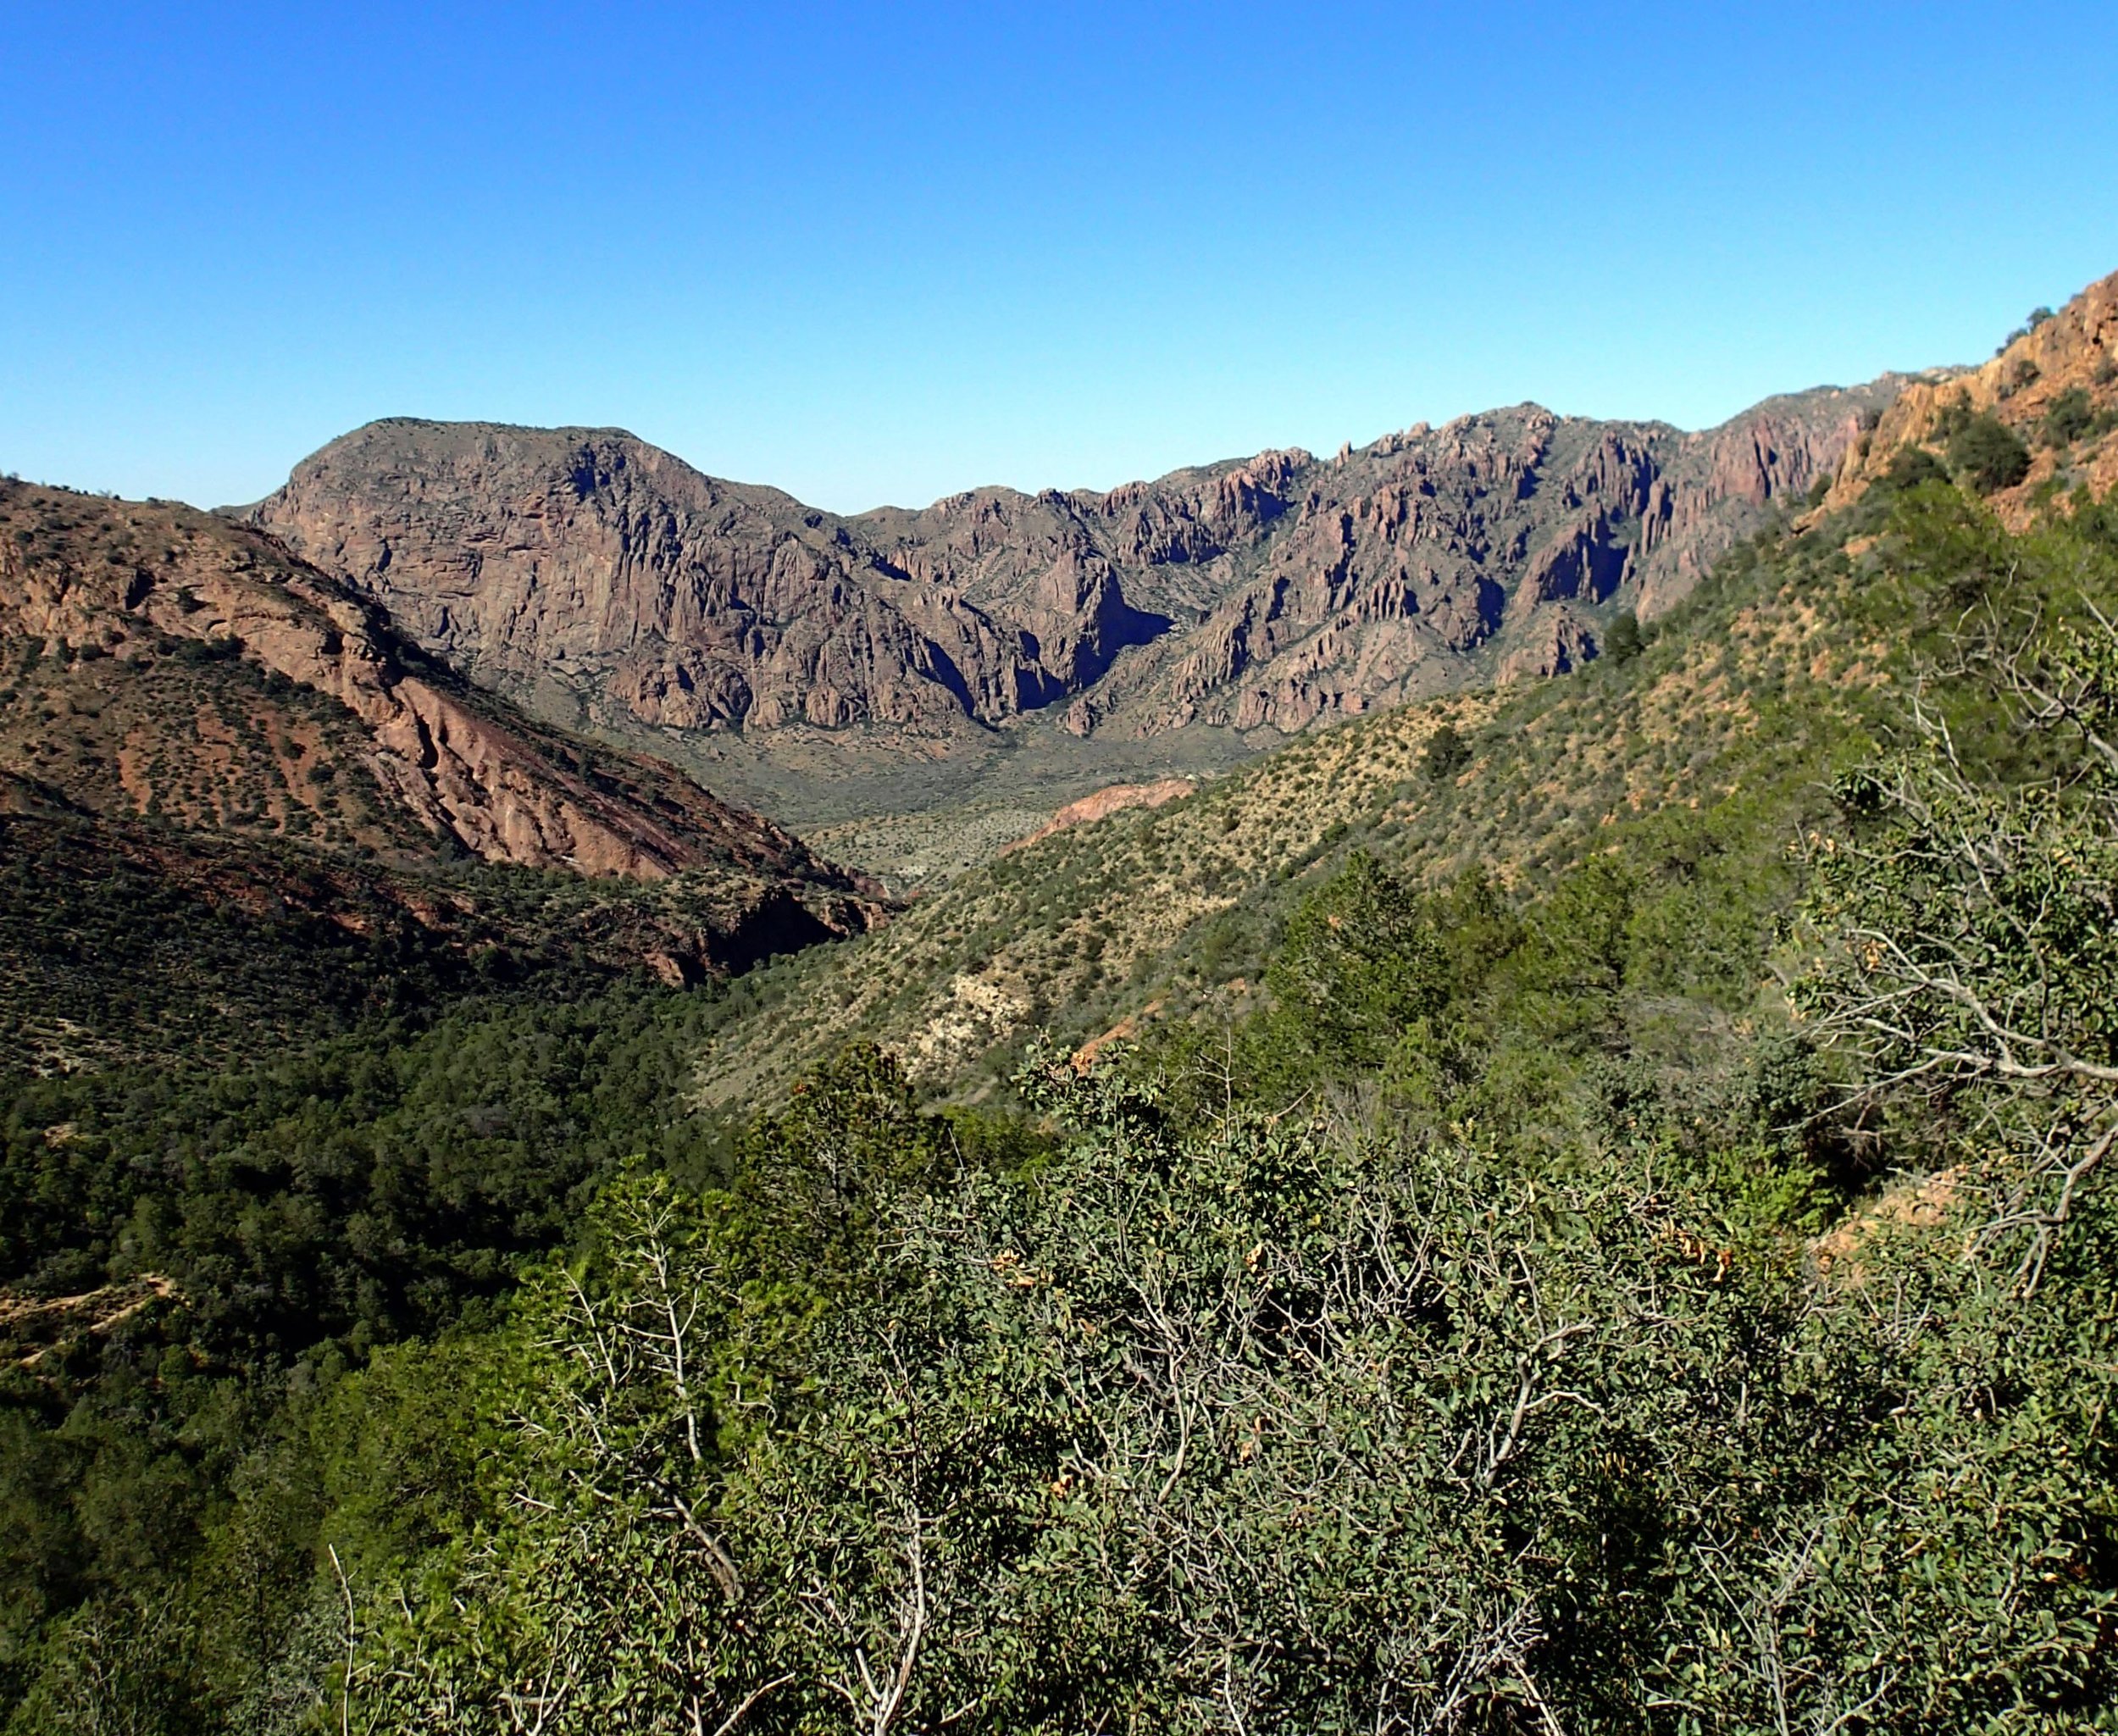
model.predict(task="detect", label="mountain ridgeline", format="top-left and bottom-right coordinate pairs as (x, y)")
top-left (0, 483), bottom-right (869, 885)
top-left (0, 480), bottom-right (888, 1071)
top-left (247, 379), bottom-right (1906, 811)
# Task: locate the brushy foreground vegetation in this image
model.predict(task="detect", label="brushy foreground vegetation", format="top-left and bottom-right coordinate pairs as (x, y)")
top-left (3, 478), bottom-right (2117, 1732)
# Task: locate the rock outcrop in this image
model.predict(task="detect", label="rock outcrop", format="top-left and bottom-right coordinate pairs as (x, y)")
top-left (1000, 778), bottom-right (1196, 855)
top-left (1008, 394), bottom-right (1889, 736)
top-left (1823, 269), bottom-right (2118, 524)
top-left (250, 422), bottom-right (1064, 740)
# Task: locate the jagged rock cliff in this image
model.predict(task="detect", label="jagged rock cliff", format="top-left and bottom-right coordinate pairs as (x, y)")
top-left (248, 422), bottom-right (1066, 739)
top-left (247, 382), bottom-right (1901, 768)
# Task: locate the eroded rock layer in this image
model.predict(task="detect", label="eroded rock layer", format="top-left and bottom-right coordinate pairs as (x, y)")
top-left (249, 380), bottom-right (1904, 758)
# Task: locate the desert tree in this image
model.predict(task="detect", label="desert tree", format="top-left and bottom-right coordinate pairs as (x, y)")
top-left (1795, 595), bottom-right (2118, 1289)
top-left (352, 1174), bottom-right (785, 1736)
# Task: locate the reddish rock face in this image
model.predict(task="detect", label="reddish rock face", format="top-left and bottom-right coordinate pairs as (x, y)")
top-left (1824, 269), bottom-right (2118, 524)
top-left (249, 381), bottom-right (1899, 764)
top-left (250, 422), bottom-right (1060, 740)
top-left (1000, 778), bottom-right (1197, 855)
top-left (0, 480), bottom-right (877, 912)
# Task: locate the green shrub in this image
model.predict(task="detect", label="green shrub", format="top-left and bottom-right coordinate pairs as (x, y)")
top-left (1946, 411), bottom-right (2032, 493)
top-left (1871, 445), bottom-right (1950, 500)
top-left (2043, 385), bottom-right (2095, 447)
top-left (1419, 720), bottom-right (1470, 782)
top-left (1605, 607), bottom-right (1647, 663)
top-left (1932, 388), bottom-right (1975, 443)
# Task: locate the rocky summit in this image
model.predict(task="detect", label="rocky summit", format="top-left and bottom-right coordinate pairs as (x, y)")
top-left (247, 376), bottom-right (1909, 816)
top-left (1824, 267), bottom-right (2118, 523)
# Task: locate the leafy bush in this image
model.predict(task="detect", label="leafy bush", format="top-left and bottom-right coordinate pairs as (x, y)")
top-left (1946, 411), bottom-right (2032, 493)
top-left (355, 1011), bottom-right (2118, 1733)
top-left (2043, 385), bottom-right (2095, 447)
top-left (1875, 444), bottom-right (1950, 495)
top-left (1419, 720), bottom-right (1471, 781)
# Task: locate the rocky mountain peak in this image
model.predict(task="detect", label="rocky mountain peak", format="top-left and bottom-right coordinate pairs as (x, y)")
top-left (1, 478), bottom-right (876, 907)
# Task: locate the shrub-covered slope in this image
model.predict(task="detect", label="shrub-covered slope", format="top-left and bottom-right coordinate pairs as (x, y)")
top-left (0, 813), bottom-right (885, 1078)
top-left (688, 476), bottom-right (1921, 1106)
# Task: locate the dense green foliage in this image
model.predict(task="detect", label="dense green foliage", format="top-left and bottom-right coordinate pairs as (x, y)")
top-left (1936, 396), bottom-right (2034, 493)
top-left (0, 986), bottom-right (734, 1725)
top-left (4, 477), bottom-right (2118, 1731)
top-left (1603, 607), bottom-right (1647, 662)
top-left (0, 817), bottom-right (489, 1074)
top-left (2043, 385), bottom-right (2098, 447)
top-left (0, 809), bottom-right (844, 1079)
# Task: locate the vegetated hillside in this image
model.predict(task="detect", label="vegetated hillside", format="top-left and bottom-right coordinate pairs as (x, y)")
top-left (246, 380), bottom-right (1902, 825)
top-left (0, 480), bottom-right (889, 1071)
top-left (9, 279), bottom-right (2118, 1736)
top-left (8, 463), bottom-right (2110, 1735)
top-left (0, 812), bottom-right (886, 1078)
top-left (688, 481), bottom-right (1909, 1109)
top-left (1825, 266), bottom-right (2118, 520)
top-left (1, 480), bottom-right (876, 886)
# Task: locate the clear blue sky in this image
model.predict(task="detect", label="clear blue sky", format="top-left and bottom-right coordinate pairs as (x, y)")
top-left (2, 1), bottom-right (2112, 513)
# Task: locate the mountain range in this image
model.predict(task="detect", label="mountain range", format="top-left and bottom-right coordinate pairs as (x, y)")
top-left (674, 265), bottom-right (2118, 1104)
top-left (244, 375), bottom-right (1914, 825)
top-left (5, 266), bottom-right (2113, 1072)
top-left (7, 263), bottom-right (2118, 1736)
top-left (0, 480), bottom-right (886, 1069)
